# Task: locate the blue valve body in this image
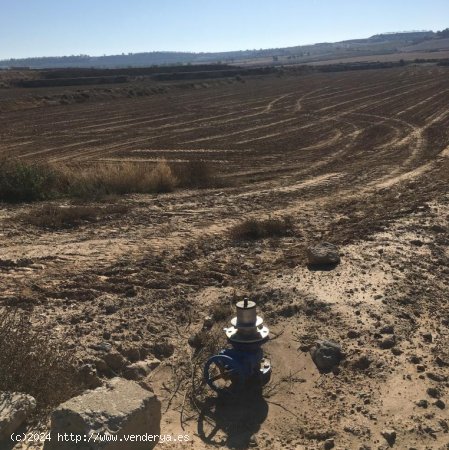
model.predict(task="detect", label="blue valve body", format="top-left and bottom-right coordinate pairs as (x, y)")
top-left (204, 344), bottom-right (270, 392)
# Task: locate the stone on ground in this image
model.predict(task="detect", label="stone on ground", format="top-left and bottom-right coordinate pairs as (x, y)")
top-left (310, 340), bottom-right (343, 371)
top-left (307, 243), bottom-right (340, 266)
top-left (0, 391), bottom-right (36, 440)
top-left (44, 378), bottom-right (161, 450)
top-left (381, 428), bottom-right (396, 446)
top-left (123, 357), bottom-right (161, 381)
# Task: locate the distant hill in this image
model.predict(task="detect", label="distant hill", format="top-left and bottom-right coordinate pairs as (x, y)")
top-left (0, 30), bottom-right (446, 69)
top-left (400, 37), bottom-right (449, 52)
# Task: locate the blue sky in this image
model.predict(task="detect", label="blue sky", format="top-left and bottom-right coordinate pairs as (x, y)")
top-left (1, 0), bottom-right (448, 59)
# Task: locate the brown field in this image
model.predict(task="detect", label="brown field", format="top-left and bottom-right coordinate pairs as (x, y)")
top-left (1, 65), bottom-right (449, 449)
top-left (305, 50), bottom-right (449, 65)
top-left (232, 49), bottom-right (449, 67)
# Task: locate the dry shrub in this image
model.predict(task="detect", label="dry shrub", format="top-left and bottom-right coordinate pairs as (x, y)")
top-left (19, 204), bottom-right (97, 229)
top-left (210, 302), bottom-right (232, 322)
top-left (230, 216), bottom-right (295, 240)
top-left (61, 160), bottom-right (178, 198)
top-left (149, 160), bottom-right (178, 193)
top-left (173, 160), bottom-right (218, 188)
top-left (0, 308), bottom-right (84, 415)
top-left (18, 203), bottom-right (128, 229)
top-left (184, 327), bottom-right (228, 407)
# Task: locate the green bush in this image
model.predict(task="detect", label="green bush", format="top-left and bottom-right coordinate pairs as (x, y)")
top-left (0, 159), bottom-right (59, 203)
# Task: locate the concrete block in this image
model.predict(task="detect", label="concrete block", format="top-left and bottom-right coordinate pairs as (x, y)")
top-left (44, 378), bottom-right (161, 450)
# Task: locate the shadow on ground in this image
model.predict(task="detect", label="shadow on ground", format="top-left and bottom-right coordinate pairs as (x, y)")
top-left (197, 390), bottom-right (269, 449)
top-left (306, 262), bottom-right (339, 272)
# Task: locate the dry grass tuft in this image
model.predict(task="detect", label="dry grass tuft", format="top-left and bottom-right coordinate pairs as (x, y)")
top-left (0, 308), bottom-right (85, 415)
top-left (210, 302), bottom-right (233, 322)
top-left (230, 216), bottom-right (295, 240)
top-left (173, 160), bottom-right (219, 188)
top-left (20, 204), bottom-right (97, 229)
top-left (61, 160), bottom-right (178, 197)
top-left (149, 160), bottom-right (178, 193)
top-left (18, 203), bottom-right (129, 229)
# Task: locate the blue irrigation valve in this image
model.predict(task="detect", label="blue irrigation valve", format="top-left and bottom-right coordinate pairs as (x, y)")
top-left (204, 299), bottom-right (271, 394)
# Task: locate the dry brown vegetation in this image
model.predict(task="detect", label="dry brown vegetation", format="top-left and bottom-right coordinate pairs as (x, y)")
top-left (0, 159), bottom-right (215, 202)
top-left (0, 308), bottom-right (84, 415)
top-left (173, 160), bottom-right (220, 188)
top-left (17, 203), bottom-right (129, 229)
top-left (230, 216), bottom-right (295, 240)
top-left (60, 160), bottom-right (178, 197)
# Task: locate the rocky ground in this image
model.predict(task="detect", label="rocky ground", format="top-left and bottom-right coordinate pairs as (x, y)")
top-left (0, 66), bottom-right (448, 449)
